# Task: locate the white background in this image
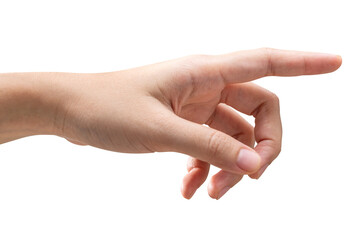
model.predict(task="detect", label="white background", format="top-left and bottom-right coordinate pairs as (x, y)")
top-left (0, 0), bottom-right (360, 239)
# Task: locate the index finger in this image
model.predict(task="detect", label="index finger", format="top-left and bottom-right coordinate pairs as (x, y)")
top-left (215, 48), bottom-right (342, 84)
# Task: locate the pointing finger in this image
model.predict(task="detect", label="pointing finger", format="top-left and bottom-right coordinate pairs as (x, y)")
top-left (215, 48), bottom-right (342, 84)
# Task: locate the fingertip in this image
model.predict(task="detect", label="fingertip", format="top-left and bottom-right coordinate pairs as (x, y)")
top-left (248, 173), bottom-right (261, 180)
top-left (207, 178), bottom-right (231, 200)
top-left (66, 138), bottom-right (87, 146)
top-left (207, 183), bottom-right (218, 200)
top-left (181, 176), bottom-right (196, 199)
top-left (217, 187), bottom-right (231, 200)
top-left (335, 55), bottom-right (342, 69)
top-left (248, 164), bottom-right (268, 179)
top-left (181, 183), bottom-right (194, 199)
top-left (182, 192), bottom-right (193, 200)
top-left (321, 53), bottom-right (343, 73)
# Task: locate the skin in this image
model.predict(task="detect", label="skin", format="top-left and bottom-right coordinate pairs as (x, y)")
top-left (0, 48), bottom-right (342, 199)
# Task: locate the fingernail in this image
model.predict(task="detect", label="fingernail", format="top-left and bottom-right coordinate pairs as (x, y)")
top-left (217, 187), bottom-right (230, 200)
top-left (236, 149), bottom-right (261, 172)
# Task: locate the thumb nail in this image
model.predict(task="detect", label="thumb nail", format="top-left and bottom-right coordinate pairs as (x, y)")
top-left (236, 149), bottom-right (261, 172)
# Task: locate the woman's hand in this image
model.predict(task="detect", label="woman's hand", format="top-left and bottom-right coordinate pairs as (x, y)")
top-left (0, 48), bottom-right (342, 199)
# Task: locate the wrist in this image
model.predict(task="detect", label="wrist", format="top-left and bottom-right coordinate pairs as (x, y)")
top-left (0, 72), bottom-right (82, 143)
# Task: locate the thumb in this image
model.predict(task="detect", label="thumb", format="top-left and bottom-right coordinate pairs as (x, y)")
top-left (161, 116), bottom-right (261, 174)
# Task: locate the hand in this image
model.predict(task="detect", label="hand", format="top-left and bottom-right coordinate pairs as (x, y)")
top-left (0, 48), bottom-right (342, 199)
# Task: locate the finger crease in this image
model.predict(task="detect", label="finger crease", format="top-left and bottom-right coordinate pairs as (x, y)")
top-left (266, 49), bottom-right (275, 76)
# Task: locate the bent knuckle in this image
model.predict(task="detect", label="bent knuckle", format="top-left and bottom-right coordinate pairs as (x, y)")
top-left (233, 125), bottom-right (255, 147)
top-left (243, 124), bottom-right (254, 139)
top-left (274, 142), bottom-right (282, 158)
top-left (267, 92), bottom-right (280, 106)
top-left (244, 128), bottom-right (256, 147)
top-left (271, 141), bottom-right (282, 160)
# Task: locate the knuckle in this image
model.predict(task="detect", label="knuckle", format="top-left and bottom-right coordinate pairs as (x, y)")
top-left (243, 124), bottom-right (254, 139)
top-left (188, 54), bottom-right (216, 72)
top-left (176, 54), bottom-right (222, 92)
top-left (271, 141), bottom-right (282, 160)
top-left (244, 128), bottom-right (256, 147)
top-left (259, 47), bottom-right (275, 59)
top-left (260, 47), bottom-right (275, 53)
top-left (274, 142), bottom-right (282, 158)
top-left (261, 47), bottom-right (276, 52)
top-left (207, 131), bottom-right (227, 158)
top-left (259, 47), bottom-right (276, 76)
top-left (266, 92), bottom-right (280, 106)
top-left (181, 54), bottom-right (211, 68)
top-left (233, 125), bottom-right (255, 147)
top-left (176, 54), bottom-right (213, 80)
top-left (190, 54), bottom-right (211, 61)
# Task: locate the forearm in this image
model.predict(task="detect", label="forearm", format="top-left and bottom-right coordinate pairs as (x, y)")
top-left (0, 72), bottom-right (81, 144)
